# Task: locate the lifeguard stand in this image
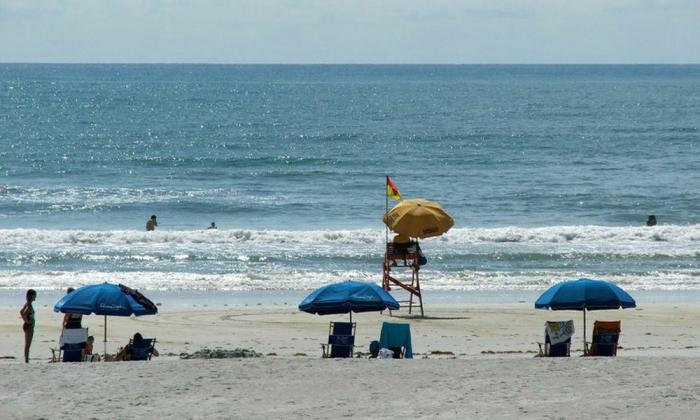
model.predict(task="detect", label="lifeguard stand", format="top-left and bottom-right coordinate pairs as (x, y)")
top-left (382, 241), bottom-right (424, 317)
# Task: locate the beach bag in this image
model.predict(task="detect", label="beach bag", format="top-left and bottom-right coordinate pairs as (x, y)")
top-left (378, 348), bottom-right (394, 359)
top-left (85, 354), bottom-right (101, 362)
top-left (369, 340), bottom-right (380, 358)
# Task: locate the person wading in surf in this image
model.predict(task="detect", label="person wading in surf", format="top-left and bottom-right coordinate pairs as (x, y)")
top-left (146, 215), bottom-right (158, 231)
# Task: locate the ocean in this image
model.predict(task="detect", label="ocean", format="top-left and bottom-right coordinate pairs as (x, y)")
top-left (1, 64), bottom-right (699, 296)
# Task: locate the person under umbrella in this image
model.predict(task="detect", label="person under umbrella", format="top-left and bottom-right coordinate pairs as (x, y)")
top-left (54, 283), bottom-right (158, 357)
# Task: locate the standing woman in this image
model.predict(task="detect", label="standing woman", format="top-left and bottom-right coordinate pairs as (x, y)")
top-left (20, 289), bottom-right (37, 363)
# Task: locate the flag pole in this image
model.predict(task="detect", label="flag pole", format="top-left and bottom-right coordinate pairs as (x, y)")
top-left (385, 176), bottom-right (389, 246)
top-left (383, 176), bottom-right (390, 296)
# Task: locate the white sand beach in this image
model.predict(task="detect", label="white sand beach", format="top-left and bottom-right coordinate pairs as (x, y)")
top-left (3, 356), bottom-right (700, 419)
top-left (1, 303), bottom-right (700, 418)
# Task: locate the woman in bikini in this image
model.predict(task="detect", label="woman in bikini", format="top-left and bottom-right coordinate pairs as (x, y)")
top-left (20, 289), bottom-right (37, 363)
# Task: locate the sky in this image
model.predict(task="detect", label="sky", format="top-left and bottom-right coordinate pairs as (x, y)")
top-left (1, 0), bottom-right (699, 64)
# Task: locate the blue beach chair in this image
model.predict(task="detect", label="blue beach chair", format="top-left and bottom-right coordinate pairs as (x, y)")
top-left (379, 322), bottom-right (412, 359)
top-left (321, 322), bottom-right (356, 358)
top-left (128, 337), bottom-right (157, 361)
top-left (538, 321), bottom-right (573, 357)
top-left (51, 328), bottom-right (88, 362)
top-left (586, 321), bottom-right (621, 357)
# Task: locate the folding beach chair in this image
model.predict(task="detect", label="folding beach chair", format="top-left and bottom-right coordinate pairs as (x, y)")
top-left (379, 322), bottom-right (413, 359)
top-left (128, 338), bottom-right (157, 361)
top-left (538, 320), bottom-right (573, 357)
top-left (51, 328), bottom-right (88, 362)
top-left (321, 322), bottom-right (356, 358)
top-left (586, 321), bottom-right (621, 356)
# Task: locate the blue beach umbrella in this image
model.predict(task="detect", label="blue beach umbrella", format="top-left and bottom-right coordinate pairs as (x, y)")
top-left (54, 283), bottom-right (158, 355)
top-left (299, 280), bottom-right (400, 322)
top-left (535, 278), bottom-right (636, 352)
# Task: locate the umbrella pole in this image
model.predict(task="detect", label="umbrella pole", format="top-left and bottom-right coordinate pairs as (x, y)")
top-left (104, 315), bottom-right (107, 358)
top-left (583, 308), bottom-right (587, 355)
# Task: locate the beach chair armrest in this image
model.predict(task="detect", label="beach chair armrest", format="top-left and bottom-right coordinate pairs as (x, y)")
top-left (537, 342), bottom-right (545, 357)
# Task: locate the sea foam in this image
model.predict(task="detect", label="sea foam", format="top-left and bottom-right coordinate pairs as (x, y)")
top-left (0, 225), bottom-right (699, 291)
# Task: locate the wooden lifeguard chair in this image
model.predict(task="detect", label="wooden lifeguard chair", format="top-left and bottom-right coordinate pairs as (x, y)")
top-left (382, 241), bottom-right (424, 317)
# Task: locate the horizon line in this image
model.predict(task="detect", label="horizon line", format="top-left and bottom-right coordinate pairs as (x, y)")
top-left (2, 61), bottom-right (700, 66)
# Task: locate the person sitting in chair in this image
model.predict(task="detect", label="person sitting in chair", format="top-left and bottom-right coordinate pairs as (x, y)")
top-left (84, 336), bottom-right (100, 362)
top-left (390, 233), bottom-right (412, 265)
top-left (115, 333), bottom-right (159, 361)
top-left (391, 233), bottom-right (427, 267)
top-left (393, 233), bottom-right (410, 246)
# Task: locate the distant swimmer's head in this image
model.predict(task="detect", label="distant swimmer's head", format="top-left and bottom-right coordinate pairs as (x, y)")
top-left (67, 287), bottom-right (75, 294)
top-left (211, 222), bottom-right (216, 227)
top-left (646, 215), bottom-right (657, 226)
top-left (151, 215), bottom-right (157, 220)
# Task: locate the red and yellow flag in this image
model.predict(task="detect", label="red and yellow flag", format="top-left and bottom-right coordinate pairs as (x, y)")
top-left (386, 176), bottom-right (402, 201)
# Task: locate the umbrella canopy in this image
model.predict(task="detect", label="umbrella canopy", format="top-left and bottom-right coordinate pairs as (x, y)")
top-left (383, 198), bottom-right (454, 239)
top-left (54, 283), bottom-right (158, 356)
top-left (534, 278), bottom-right (636, 311)
top-left (535, 278), bottom-right (636, 353)
top-left (299, 281), bottom-right (400, 320)
top-left (54, 283), bottom-right (158, 316)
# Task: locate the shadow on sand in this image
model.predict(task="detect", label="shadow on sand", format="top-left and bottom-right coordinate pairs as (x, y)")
top-left (387, 314), bottom-right (471, 321)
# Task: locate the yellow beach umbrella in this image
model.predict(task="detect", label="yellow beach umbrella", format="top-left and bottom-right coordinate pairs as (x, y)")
top-left (383, 198), bottom-right (454, 238)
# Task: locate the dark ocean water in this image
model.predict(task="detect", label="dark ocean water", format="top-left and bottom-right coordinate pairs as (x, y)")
top-left (1, 64), bottom-right (699, 292)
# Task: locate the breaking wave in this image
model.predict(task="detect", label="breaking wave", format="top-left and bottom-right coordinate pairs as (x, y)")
top-left (1, 225), bottom-right (699, 291)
